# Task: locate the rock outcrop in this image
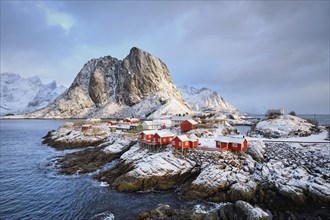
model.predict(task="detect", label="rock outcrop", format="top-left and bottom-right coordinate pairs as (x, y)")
top-left (252, 115), bottom-right (319, 138)
top-left (95, 145), bottom-right (197, 192)
top-left (137, 202), bottom-right (271, 220)
top-left (29, 47), bottom-right (191, 119)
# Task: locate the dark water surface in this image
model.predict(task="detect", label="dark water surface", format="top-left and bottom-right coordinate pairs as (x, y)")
top-left (0, 120), bottom-right (183, 219)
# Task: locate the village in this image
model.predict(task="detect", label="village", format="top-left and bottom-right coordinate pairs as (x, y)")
top-left (76, 113), bottom-right (250, 158)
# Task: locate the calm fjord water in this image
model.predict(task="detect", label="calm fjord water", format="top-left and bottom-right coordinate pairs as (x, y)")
top-left (0, 120), bottom-right (182, 220)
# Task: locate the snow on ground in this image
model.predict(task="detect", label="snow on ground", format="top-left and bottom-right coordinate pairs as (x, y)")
top-left (102, 138), bottom-right (130, 154)
top-left (120, 145), bottom-right (195, 177)
top-left (253, 115), bottom-right (318, 138)
top-left (247, 130), bottom-right (329, 142)
top-left (199, 138), bottom-right (216, 148)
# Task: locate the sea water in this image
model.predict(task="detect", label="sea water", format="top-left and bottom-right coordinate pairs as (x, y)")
top-left (0, 120), bottom-right (183, 219)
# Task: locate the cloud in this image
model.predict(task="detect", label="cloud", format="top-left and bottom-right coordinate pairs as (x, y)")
top-left (36, 2), bottom-right (75, 34)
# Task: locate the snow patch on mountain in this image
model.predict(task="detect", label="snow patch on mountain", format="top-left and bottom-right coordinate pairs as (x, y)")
top-left (179, 86), bottom-right (238, 113)
top-left (0, 73), bottom-right (66, 115)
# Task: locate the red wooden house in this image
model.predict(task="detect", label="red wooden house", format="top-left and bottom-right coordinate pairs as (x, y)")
top-left (172, 135), bottom-right (199, 150)
top-left (108, 121), bottom-right (118, 126)
top-left (180, 119), bottom-right (198, 132)
top-left (152, 131), bottom-right (174, 145)
top-left (139, 130), bottom-right (157, 143)
top-left (123, 118), bottom-right (140, 124)
top-left (215, 136), bottom-right (248, 151)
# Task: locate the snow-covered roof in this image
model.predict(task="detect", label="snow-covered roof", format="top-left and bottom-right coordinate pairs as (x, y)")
top-left (215, 136), bottom-right (246, 144)
top-left (175, 135), bottom-right (190, 142)
top-left (143, 121), bottom-right (153, 126)
top-left (187, 133), bottom-right (198, 141)
top-left (171, 115), bottom-right (190, 121)
top-left (155, 131), bottom-right (175, 137)
top-left (186, 119), bottom-right (198, 125)
top-left (141, 130), bottom-right (157, 135)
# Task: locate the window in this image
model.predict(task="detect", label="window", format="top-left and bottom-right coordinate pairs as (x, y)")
top-left (185, 142), bottom-right (188, 146)
top-left (163, 138), bottom-right (166, 142)
top-left (233, 143), bottom-right (237, 147)
top-left (179, 142), bottom-right (182, 146)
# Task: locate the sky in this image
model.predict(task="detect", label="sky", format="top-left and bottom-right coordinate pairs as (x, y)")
top-left (1, 1), bottom-right (329, 114)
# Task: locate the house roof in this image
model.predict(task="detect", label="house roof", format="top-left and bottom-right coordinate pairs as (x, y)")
top-left (186, 119), bottom-right (198, 125)
top-left (155, 131), bottom-right (175, 137)
top-left (215, 136), bottom-right (246, 144)
top-left (174, 135), bottom-right (190, 142)
top-left (141, 130), bottom-right (157, 135)
top-left (143, 121), bottom-right (154, 126)
top-left (187, 133), bottom-right (198, 141)
top-left (171, 115), bottom-right (190, 121)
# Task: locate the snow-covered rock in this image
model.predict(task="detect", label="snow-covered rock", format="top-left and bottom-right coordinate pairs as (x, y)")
top-left (0, 73), bottom-right (66, 115)
top-left (253, 115), bottom-right (319, 138)
top-left (42, 124), bottom-right (110, 149)
top-left (98, 144), bottom-right (197, 192)
top-left (28, 47), bottom-right (191, 119)
top-left (179, 85), bottom-right (239, 113)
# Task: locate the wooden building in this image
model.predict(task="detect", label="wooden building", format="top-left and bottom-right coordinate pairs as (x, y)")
top-left (152, 131), bottom-right (174, 145)
top-left (172, 135), bottom-right (199, 150)
top-left (215, 136), bottom-right (248, 151)
top-left (180, 119), bottom-right (198, 132)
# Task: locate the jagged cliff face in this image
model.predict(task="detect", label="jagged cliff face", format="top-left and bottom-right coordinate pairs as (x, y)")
top-left (30, 47), bottom-right (191, 118)
top-left (179, 86), bottom-right (238, 113)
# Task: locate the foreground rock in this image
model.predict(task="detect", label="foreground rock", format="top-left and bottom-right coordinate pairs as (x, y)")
top-left (252, 115), bottom-right (319, 138)
top-left (137, 201), bottom-right (270, 220)
top-left (95, 144), bottom-right (198, 192)
top-left (42, 125), bottom-right (110, 149)
top-left (182, 141), bottom-right (330, 213)
top-left (57, 137), bottom-right (135, 174)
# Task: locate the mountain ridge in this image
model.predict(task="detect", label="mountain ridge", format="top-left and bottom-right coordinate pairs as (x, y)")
top-left (0, 72), bottom-right (66, 115)
top-left (179, 85), bottom-right (239, 113)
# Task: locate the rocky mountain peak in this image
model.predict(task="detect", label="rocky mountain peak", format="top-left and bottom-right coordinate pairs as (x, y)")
top-left (29, 48), bottom-right (191, 118)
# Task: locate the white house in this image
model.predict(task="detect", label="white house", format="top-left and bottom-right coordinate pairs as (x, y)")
top-left (171, 115), bottom-right (191, 127)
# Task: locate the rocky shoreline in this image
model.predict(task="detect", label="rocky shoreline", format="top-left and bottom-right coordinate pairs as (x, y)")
top-left (42, 125), bottom-right (330, 219)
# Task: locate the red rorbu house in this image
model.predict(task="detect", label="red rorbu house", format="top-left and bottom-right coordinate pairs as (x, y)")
top-left (180, 119), bottom-right (198, 132)
top-left (152, 131), bottom-right (174, 145)
top-left (139, 130), bottom-right (157, 143)
top-left (123, 118), bottom-right (140, 124)
top-left (215, 136), bottom-right (248, 151)
top-left (172, 135), bottom-right (199, 150)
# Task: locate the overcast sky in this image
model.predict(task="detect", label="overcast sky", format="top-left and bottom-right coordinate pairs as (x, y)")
top-left (1, 1), bottom-right (329, 114)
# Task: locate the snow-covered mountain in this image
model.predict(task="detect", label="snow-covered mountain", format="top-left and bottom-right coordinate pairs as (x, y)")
top-left (0, 73), bottom-right (66, 115)
top-left (179, 85), bottom-right (238, 113)
top-left (28, 47), bottom-right (191, 119)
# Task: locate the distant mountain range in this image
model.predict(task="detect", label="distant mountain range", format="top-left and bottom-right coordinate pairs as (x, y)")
top-left (179, 86), bottom-right (238, 114)
top-left (2, 48), bottom-right (240, 118)
top-left (0, 73), bottom-right (66, 115)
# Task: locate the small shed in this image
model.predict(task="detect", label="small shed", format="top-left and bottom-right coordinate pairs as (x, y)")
top-left (180, 119), bottom-right (198, 132)
top-left (215, 136), bottom-right (248, 151)
top-left (153, 131), bottom-right (175, 145)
